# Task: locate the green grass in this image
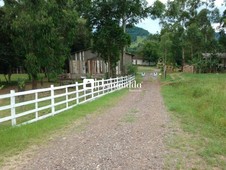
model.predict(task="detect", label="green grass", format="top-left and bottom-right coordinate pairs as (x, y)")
top-left (0, 89), bottom-right (128, 166)
top-left (0, 74), bottom-right (29, 82)
top-left (135, 66), bottom-right (154, 83)
top-left (0, 73), bottom-right (59, 90)
top-left (162, 73), bottom-right (226, 169)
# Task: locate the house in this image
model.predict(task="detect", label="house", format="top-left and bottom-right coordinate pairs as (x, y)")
top-left (69, 49), bottom-right (133, 79)
top-left (132, 55), bottom-right (155, 66)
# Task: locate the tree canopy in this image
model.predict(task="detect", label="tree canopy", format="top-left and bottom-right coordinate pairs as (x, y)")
top-left (128, 0), bottom-right (226, 73)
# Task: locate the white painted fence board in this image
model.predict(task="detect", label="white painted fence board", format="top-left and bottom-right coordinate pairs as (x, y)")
top-left (0, 94), bottom-right (11, 99)
top-left (54, 100), bottom-right (67, 107)
top-left (0, 105), bottom-right (11, 111)
top-left (14, 88), bottom-right (51, 96)
top-left (36, 96), bottom-right (52, 103)
top-left (14, 99), bottom-right (37, 108)
top-left (0, 76), bottom-right (135, 126)
top-left (15, 109), bottom-right (37, 119)
top-left (35, 105), bottom-right (52, 112)
top-left (0, 116), bottom-right (13, 123)
top-left (54, 93), bottom-right (67, 99)
top-left (67, 97), bottom-right (78, 103)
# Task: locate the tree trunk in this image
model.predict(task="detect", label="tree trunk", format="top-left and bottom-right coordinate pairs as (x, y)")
top-left (108, 55), bottom-right (111, 78)
top-left (191, 46), bottom-right (193, 59)
top-left (3, 74), bottom-right (8, 83)
top-left (120, 16), bottom-right (126, 76)
top-left (182, 47), bottom-right (185, 72)
top-left (163, 48), bottom-right (167, 79)
top-left (31, 74), bottom-right (38, 89)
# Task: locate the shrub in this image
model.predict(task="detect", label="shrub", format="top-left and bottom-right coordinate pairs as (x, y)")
top-left (126, 65), bottom-right (138, 75)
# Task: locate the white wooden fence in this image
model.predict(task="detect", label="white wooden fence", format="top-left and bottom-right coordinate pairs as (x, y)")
top-left (0, 76), bottom-right (135, 126)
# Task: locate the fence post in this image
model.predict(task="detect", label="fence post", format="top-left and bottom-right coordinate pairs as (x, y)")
top-left (75, 82), bottom-right (79, 105)
top-left (109, 78), bottom-right (112, 92)
top-left (129, 76), bottom-right (132, 87)
top-left (102, 79), bottom-right (104, 94)
top-left (35, 92), bottom-right (38, 120)
top-left (10, 90), bottom-right (16, 126)
top-left (116, 77), bottom-right (119, 90)
top-left (126, 76), bottom-right (128, 87)
top-left (66, 87), bottom-right (68, 108)
top-left (119, 77), bottom-right (121, 89)
top-left (97, 80), bottom-right (100, 96)
top-left (123, 76), bottom-right (125, 88)
top-left (50, 85), bottom-right (55, 116)
top-left (91, 80), bottom-right (94, 99)
top-left (94, 78), bottom-right (97, 89)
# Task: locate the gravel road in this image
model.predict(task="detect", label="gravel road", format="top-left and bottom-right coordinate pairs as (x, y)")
top-left (3, 72), bottom-right (170, 170)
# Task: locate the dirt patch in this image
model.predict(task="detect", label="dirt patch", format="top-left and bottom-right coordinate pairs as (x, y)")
top-left (1, 72), bottom-right (170, 170)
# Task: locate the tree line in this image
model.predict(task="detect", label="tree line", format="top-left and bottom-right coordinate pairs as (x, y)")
top-left (0, 0), bottom-right (164, 89)
top-left (2, 0), bottom-right (225, 89)
top-left (135, 0), bottom-right (226, 73)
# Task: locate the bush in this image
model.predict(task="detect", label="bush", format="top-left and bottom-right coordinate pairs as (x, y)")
top-left (126, 65), bottom-right (138, 75)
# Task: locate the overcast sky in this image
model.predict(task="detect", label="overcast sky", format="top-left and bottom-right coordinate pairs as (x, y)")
top-left (137, 0), bottom-right (225, 34)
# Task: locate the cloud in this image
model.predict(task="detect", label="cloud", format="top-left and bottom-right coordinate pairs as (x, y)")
top-left (146, 0), bottom-right (168, 6)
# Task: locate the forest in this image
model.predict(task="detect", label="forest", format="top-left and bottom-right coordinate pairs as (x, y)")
top-left (0, 0), bottom-right (226, 89)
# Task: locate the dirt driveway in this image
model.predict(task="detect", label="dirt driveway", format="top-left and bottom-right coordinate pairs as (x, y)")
top-left (3, 71), bottom-right (170, 170)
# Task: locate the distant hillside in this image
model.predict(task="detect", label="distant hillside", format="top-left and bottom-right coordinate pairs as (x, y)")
top-left (126, 26), bottom-right (150, 42)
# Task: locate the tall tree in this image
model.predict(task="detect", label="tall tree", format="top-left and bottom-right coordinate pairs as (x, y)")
top-left (137, 34), bottom-right (161, 65)
top-left (4, 0), bottom-right (78, 88)
top-left (0, 1), bottom-right (21, 82)
top-left (91, 0), bottom-right (130, 77)
top-left (89, 0), bottom-right (164, 76)
top-left (160, 0), bottom-right (218, 68)
top-left (109, 0), bottom-right (148, 75)
top-left (159, 32), bottom-right (173, 64)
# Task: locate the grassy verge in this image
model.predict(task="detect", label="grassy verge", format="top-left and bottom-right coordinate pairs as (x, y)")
top-left (0, 74), bottom-right (29, 82)
top-left (0, 89), bottom-right (128, 166)
top-left (162, 73), bottom-right (226, 169)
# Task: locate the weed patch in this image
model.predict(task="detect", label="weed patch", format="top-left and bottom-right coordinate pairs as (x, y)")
top-left (162, 73), bottom-right (226, 169)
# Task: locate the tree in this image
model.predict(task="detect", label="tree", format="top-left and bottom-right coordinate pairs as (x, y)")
top-left (71, 18), bottom-right (91, 53)
top-left (4, 0), bottom-right (78, 89)
top-left (0, 2), bottom-right (21, 82)
top-left (113, 0), bottom-right (149, 75)
top-left (137, 34), bottom-right (160, 65)
top-left (219, 10), bottom-right (226, 51)
top-left (91, 0), bottom-right (130, 77)
top-left (160, 0), bottom-right (218, 70)
top-left (159, 32), bottom-right (173, 64)
top-left (71, 0), bottom-right (92, 52)
top-left (89, 0), bottom-right (164, 75)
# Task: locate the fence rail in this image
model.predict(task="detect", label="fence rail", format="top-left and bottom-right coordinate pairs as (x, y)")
top-left (0, 76), bottom-right (135, 126)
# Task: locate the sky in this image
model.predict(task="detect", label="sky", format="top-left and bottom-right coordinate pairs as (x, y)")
top-left (137, 0), bottom-right (225, 34)
top-left (136, 0), bottom-right (167, 34)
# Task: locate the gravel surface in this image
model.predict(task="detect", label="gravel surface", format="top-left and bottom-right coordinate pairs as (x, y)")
top-left (3, 71), bottom-right (170, 170)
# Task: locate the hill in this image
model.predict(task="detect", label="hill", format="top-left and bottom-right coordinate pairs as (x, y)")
top-left (126, 26), bottom-right (150, 42)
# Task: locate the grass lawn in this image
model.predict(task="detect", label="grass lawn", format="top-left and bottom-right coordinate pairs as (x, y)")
top-left (162, 73), bottom-right (226, 169)
top-left (0, 89), bottom-right (128, 167)
top-left (0, 74), bottom-right (29, 82)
